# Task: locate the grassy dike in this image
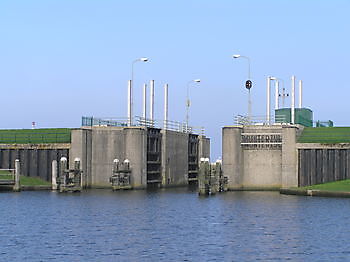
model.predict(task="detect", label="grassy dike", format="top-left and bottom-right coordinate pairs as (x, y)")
top-left (0, 170), bottom-right (51, 189)
top-left (280, 180), bottom-right (350, 198)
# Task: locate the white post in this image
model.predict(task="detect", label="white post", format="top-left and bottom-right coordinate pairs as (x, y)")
top-left (127, 80), bottom-right (132, 126)
top-left (52, 160), bottom-right (58, 190)
top-left (275, 80), bottom-right (279, 110)
top-left (291, 75), bottom-right (296, 124)
top-left (164, 84), bottom-right (168, 130)
top-left (299, 79), bottom-right (303, 108)
top-left (142, 83), bottom-right (147, 121)
top-left (149, 80), bottom-right (154, 125)
top-left (266, 77), bottom-right (271, 124)
top-left (14, 159), bottom-right (21, 192)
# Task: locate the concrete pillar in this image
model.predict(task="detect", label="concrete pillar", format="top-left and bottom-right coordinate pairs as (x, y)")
top-left (14, 159), bottom-right (21, 192)
top-left (281, 126), bottom-right (298, 188)
top-left (60, 156), bottom-right (68, 186)
top-left (52, 160), bottom-right (58, 190)
top-left (222, 126), bottom-right (243, 189)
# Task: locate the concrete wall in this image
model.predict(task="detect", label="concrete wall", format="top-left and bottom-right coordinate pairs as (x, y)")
top-left (199, 135), bottom-right (210, 160)
top-left (222, 125), bottom-right (300, 190)
top-left (77, 127), bottom-right (147, 189)
top-left (161, 130), bottom-right (188, 186)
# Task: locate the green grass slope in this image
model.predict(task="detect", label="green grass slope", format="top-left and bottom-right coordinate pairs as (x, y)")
top-left (0, 128), bottom-right (71, 144)
top-left (298, 127), bottom-right (350, 143)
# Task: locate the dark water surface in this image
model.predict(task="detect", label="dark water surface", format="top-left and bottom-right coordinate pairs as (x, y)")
top-left (1, 188), bottom-right (350, 261)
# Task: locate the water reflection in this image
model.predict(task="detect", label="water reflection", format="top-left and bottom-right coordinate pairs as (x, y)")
top-left (0, 189), bottom-right (350, 261)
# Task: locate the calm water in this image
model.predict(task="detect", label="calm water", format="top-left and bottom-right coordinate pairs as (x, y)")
top-left (1, 188), bottom-right (350, 261)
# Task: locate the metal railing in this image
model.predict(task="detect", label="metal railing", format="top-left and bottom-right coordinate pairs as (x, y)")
top-left (0, 169), bottom-right (15, 185)
top-left (234, 115), bottom-right (288, 125)
top-left (82, 116), bottom-right (205, 135)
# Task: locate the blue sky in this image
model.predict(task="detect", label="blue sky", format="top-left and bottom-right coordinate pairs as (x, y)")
top-left (0, 0), bottom-right (349, 158)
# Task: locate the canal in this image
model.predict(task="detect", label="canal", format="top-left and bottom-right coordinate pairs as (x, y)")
top-left (1, 189), bottom-right (350, 261)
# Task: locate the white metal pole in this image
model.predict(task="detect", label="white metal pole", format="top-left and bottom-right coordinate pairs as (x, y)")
top-left (299, 79), bottom-right (302, 108)
top-left (275, 80), bottom-right (279, 110)
top-left (267, 77), bottom-right (271, 124)
top-left (127, 80), bottom-right (132, 126)
top-left (164, 84), bottom-right (168, 130)
top-left (142, 83), bottom-right (147, 120)
top-left (291, 75), bottom-right (295, 124)
top-left (149, 80), bottom-right (154, 124)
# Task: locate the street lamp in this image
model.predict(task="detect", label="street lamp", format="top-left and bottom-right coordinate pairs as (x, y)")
top-left (128, 57), bottom-right (149, 126)
top-left (233, 54), bottom-right (252, 121)
top-left (186, 79), bottom-right (201, 130)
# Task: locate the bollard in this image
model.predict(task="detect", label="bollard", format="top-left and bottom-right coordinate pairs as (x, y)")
top-left (14, 159), bottom-right (21, 192)
top-left (113, 159), bottom-right (120, 173)
top-left (52, 160), bottom-right (58, 190)
top-left (74, 158), bottom-right (81, 187)
top-left (60, 157), bottom-right (68, 190)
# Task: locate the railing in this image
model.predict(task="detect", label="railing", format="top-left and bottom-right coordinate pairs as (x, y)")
top-left (234, 115), bottom-right (288, 125)
top-left (82, 116), bottom-right (205, 135)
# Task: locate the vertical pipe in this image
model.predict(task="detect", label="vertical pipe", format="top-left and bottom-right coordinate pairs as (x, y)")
top-left (60, 157), bottom-right (67, 189)
top-left (291, 75), bottom-right (295, 124)
top-left (142, 83), bottom-right (147, 121)
top-left (164, 84), bottom-right (168, 130)
top-left (299, 79), bottom-right (303, 108)
top-left (149, 80), bottom-right (154, 125)
top-left (127, 80), bottom-right (132, 126)
top-left (14, 159), bottom-right (20, 192)
top-left (275, 80), bottom-right (279, 110)
top-left (266, 77), bottom-right (271, 124)
top-left (52, 160), bottom-right (57, 190)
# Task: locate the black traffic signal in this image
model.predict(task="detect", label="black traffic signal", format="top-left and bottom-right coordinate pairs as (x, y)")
top-left (245, 80), bottom-right (252, 90)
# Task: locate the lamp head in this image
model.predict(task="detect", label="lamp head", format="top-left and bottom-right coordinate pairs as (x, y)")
top-left (140, 57), bottom-right (148, 62)
top-left (233, 54), bottom-right (241, 58)
top-left (194, 79), bottom-right (201, 83)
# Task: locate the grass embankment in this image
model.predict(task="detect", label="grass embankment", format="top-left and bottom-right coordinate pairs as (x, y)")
top-left (298, 180), bottom-right (350, 192)
top-left (0, 128), bottom-right (72, 144)
top-left (0, 170), bottom-right (50, 186)
top-left (298, 127), bottom-right (350, 144)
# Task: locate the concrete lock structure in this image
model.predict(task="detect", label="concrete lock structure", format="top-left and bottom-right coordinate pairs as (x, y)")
top-left (222, 125), bottom-right (300, 190)
top-left (70, 126), bottom-right (210, 189)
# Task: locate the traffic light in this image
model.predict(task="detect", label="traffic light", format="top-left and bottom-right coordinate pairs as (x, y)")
top-left (245, 80), bottom-right (252, 90)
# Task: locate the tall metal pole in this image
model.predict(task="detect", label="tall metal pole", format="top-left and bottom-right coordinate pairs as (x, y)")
top-left (142, 83), bottom-right (147, 120)
top-left (186, 82), bottom-right (190, 130)
top-left (127, 80), bottom-right (132, 126)
top-left (149, 80), bottom-right (154, 124)
top-left (291, 75), bottom-right (296, 124)
top-left (275, 80), bottom-right (279, 110)
top-left (299, 79), bottom-right (303, 108)
top-left (266, 77), bottom-right (271, 124)
top-left (164, 84), bottom-right (168, 130)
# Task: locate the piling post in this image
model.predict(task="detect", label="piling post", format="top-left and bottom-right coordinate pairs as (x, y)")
top-left (52, 160), bottom-right (58, 190)
top-left (74, 158), bottom-right (81, 188)
top-left (60, 157), bottom-right (68, 191)
top-left (14, 159), bottom-right (21, 192)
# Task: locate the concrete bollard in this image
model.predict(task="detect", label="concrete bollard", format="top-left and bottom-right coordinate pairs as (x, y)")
top-left (14, 159), bottom-right (21, 192)
top-left (60, 157), bottom-right (68, 187)
top-left (74, 158), bottom-right (82, 187)
top-left (52, 160), bottom-right (58, 190)
top-left (113, 159), bottom-right (120, 173)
